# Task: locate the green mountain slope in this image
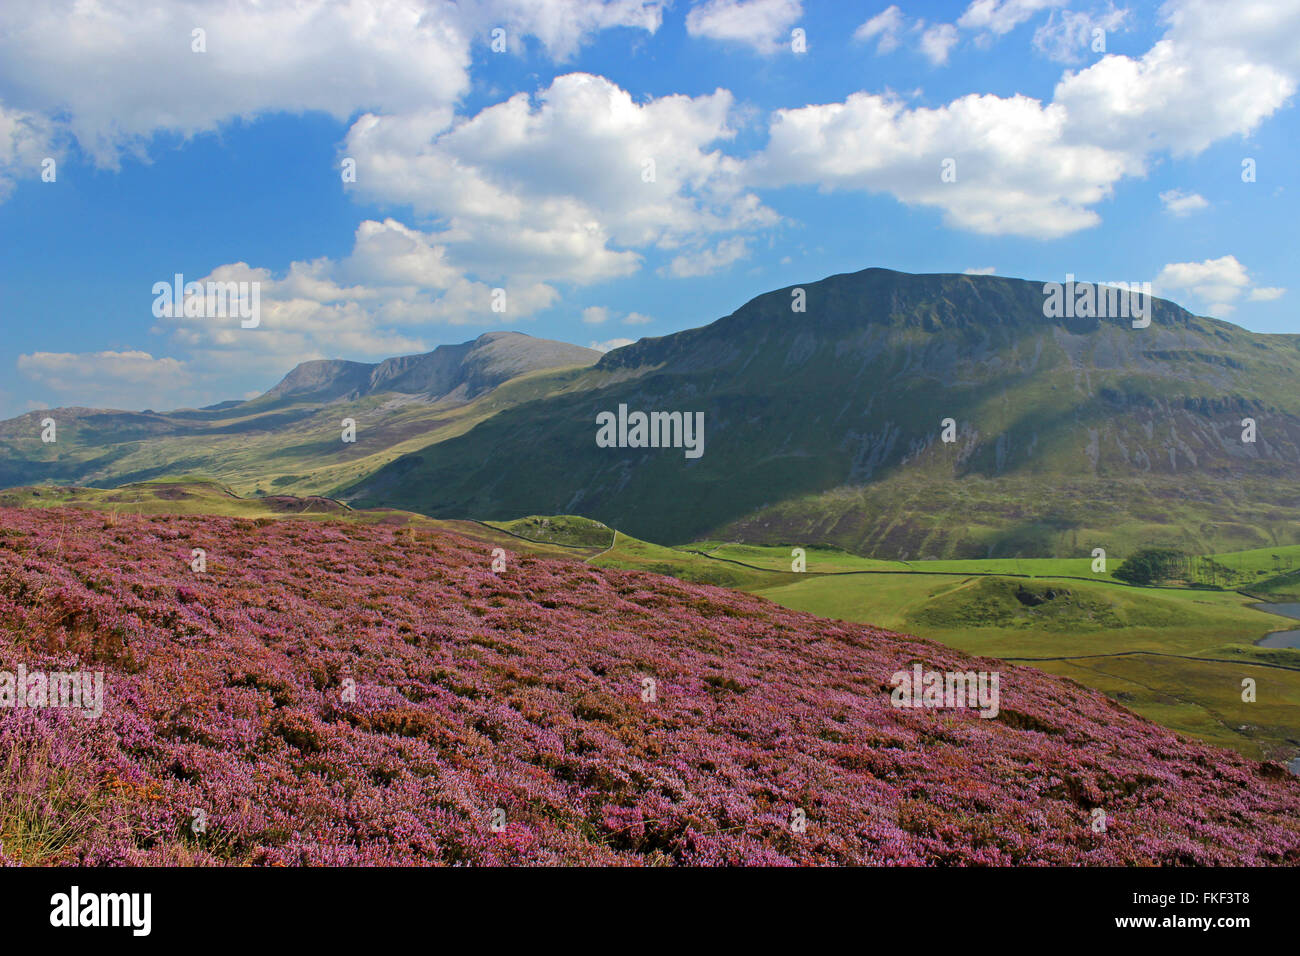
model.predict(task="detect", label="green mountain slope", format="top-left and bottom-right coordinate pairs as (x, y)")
top-left (346, 268), bottom-right (1300, 555)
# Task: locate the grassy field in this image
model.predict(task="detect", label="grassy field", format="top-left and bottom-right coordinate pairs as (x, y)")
top-left (688, 539), bottom-right (1300, 585)
top-left (1247, 571), bottom-right (1300, 603)
top-left (751, 571), bottom-right (1290, 654)
top-left (590, 532), bottom-right (802, 590)
top-left (1029, 653), bottom-right (1300, 761)
top-left (686, 540), bottom-right (1118, 579)
top-left (1207, 544), bottom-right (1300, 600)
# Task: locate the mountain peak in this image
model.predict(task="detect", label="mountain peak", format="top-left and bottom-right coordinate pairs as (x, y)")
top-left (594, 267), bottom-right (1208, 374)
top-left (261, 332), bottom-right (600, 404)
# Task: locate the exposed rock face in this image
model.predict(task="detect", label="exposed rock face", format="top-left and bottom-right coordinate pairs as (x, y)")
top-left (263, 332), bottom-right (601, 404)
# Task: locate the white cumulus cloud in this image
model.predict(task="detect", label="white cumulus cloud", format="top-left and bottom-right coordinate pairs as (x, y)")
top-left (344, 73), bottom-right (774, 286)
top-left (1032, 4), bottom-right (1130, 64)
top-left (919, 23), bottom-right (960, 65)
top-left (588, 337), bottom-right (635, 352)
top-left (685, 0), bottom-right (803, 55)
top-left (1154, 255), bottom-right (1283, 315)
top-left (663, 236), bottom-right (749, 277)
top-left (152, 219), bottom-right (562, 378)
top-left (0, 0), bottom-right (664, 170)
top-left (1158, 189), bottom-right (1208, 216)
top-left (854, 6), bottom-right (907, 54)
top-left (958, 0), bottom-right (1066, 36)
top-left (749, 91), bottom-right (1135, 237)
top-left (16, 350), bottom-right (195, 411)
top-left (0, 104), bottom-right (60, 199)
top-left (749, 0), bottom-right (1300, 238)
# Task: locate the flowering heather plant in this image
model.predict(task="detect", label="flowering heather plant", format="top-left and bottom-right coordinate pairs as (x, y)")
top-left (0, 508), bottom-right (1296, 866)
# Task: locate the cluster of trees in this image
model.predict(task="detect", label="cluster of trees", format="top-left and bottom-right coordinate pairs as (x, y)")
top-left (1113, 549), bottom-right (1253, 587)
top-left (1113, 549), bottom-right (1190, 586)
top-left (1115, 549), bottom-right (1300, 588)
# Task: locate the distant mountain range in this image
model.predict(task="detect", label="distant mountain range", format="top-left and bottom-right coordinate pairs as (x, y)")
top-left (0, 332), bottom-right (600, 498)
top-left (4, 270), bottom-right (1299, 557)
top-left (346, 269), bottom-right (1300, 556)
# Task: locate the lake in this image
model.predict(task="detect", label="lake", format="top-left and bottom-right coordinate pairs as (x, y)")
top-left (1250, 604), bottom-right (1300, 776)
top-left (1253, 603), bottom-right (1300, 649)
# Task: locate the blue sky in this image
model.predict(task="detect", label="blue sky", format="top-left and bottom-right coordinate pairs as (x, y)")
top-left (0, 0), bottom-right (1295, 418)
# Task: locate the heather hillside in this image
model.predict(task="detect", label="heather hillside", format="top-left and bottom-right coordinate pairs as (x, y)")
top-left (1, 508), bottom-right (1297, 865)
